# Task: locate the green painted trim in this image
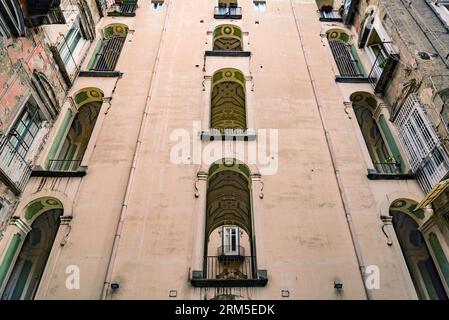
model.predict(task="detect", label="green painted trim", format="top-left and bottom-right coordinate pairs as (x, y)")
top-left (11, 259), bottom-right (32, 300)
top-left (87, 41), bottom-right (104, 70)
top-left (350, 45), bottom-right (366, 76)
top-left (379, 114), bottom-right (405, 172)
top-left (429, 232), bottom-right (449, 287)
top-left (25, 201), bottom-right (45, 220)
top-left (0, 233), bottom-right (22, 289)
top-left (418, 260), bottom-right (439, 300)
top-left (45, 110), bottom-right (73, 169)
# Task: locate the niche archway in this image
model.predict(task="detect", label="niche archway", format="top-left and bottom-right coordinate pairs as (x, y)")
top-left (210, 69), bottom-right (246, 132)
top-left (213, 25), bottom-right (243, 51)
top-left (390, 199), bottom-right (448, 300)
top-left (49, 87), bottom-right (103, 171)
top-left (1, 197), bottom-right (63, 300)
top-left (204, 159), bottom-right (255, 280)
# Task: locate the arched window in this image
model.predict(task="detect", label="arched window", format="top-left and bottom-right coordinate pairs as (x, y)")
top-left (31, 71), bottom-right (60, 120)
top-left (210, 69), bottom-right (246, 133)
top-left (213, 25), bottom-right (243, 51)
top-left (204, 159), bottom-right (256, 282)
top-left (1, 197), bottom-right (63, 300)
top-left (0, 0), bottom-right (25, 37)
top-left (89, 23), bottom-right (128, 72)
top-left (350, 92), bottom-right (401, 174)
top-left (326, 29), bottom-right (365, 79)
top-left (390, 199), bottom-right (448, 300)
top-left (48, 87), bottom-right (103, 171)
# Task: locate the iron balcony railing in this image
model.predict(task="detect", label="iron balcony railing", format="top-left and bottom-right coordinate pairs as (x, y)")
top-left (415, 145), bottom-right (449, 193)
top-left (319, 10), bottom-right (343, 21)
top-left (367, 42), bottom-right (399, 94)
top-left (107, 3), bottom-right (137, 16)
top-left (373, 161), bottom-right (402, 175)
top-left (0, 138), bottom-right (32, 192)
top-left (217, 245), bottom-right (245, 257)
top-left (48, 159), bottom-right (82, 172)
top-left (203, 256), bottom-right (256, 281)
top-left (92, 35), bottom-right (126, 71)
top-left (329, 40), bottom-right (365, 78)
top-left (214, 6), bottom-right (242, 17)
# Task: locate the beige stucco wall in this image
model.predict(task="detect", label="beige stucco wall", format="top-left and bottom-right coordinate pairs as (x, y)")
top-left (0, 0), bottom-right (434, 300)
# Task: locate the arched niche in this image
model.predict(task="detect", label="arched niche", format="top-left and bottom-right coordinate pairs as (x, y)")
top-left (213, 25), bottom-right (243, 51)
top-left (1, 197), bottom-right (63, 300)
top-left (210, 68), bottom-right (247, 131)
top-left (389, 199), bottom-right (448, 300)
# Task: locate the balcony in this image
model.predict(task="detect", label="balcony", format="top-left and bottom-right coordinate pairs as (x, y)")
top-left (415, 145), bottom-right (449, 193)
top-left (31, 160), bottom-right (87, 178)
top-left (367, 161), bottom-right (414, 180)
top-left (205, 50), bottom-right (251, 57)
top-left (217, 245), bottom-right (245, 261)
top-left (0, 139), bottom-right (32, 195)
top-left (23, 0), bottom-right (66, 27)
top-left (200, 129), bottom-right (256, 141)
top-left (190, 256), bottom-right (268, 287)
top-left (319, 10), bottom-right (343, 22)
top-left (214, 6), bottom-right (242, 19)
top-left (107, 1), bottom-right (138, 16)
top-left (367, 42), bottom-right (400, 94)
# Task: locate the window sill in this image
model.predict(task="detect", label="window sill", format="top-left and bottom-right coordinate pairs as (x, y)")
top-left (367, 169), bottom-right (415, 180)
top-left (107, 11), bottom-right (136, 17)
top-left (205, 50), bottom-right (251, 57)
top-left (214, 14), bottom-right (242, 19)
top-left (79, 70), bottom-right (122, 78)
top-left (190, 270), bottom-right (268, 288)
top-left (200, 130), bottom-right (256, 141)
top-left (335, 76), bottom-right (376, 83)
top-left (31, 165), bottom-right (88, 178)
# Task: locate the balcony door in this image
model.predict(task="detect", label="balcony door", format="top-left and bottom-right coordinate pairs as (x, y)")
top-left (223, 226), bottom-right (240, 256)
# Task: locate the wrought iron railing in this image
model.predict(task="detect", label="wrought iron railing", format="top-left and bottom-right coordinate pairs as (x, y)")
top-left (48, 159), bottom-right (82, 172)
top-left (203, 256), bottom-right (255, 280)
top-left (0, 138), bottom-right (32, 192)
top-left (373, 161), bottom-right (402, 175)
top-left (329, 40), bottom-right (365, 78)
top-left (367, 42), bottom-right (399, 93)
top-left (217, 245), bottom-right (245, 257)
top-left (92, 36), bottom-right (126, 71)
top-left (214, 6), bottom-right (242, 17)
top-left (108, 3), bottom-right (137, 16)
top-left (319, 10), bottom-right (342, 21)
top-left (415, 145), bottom-right (449, 193)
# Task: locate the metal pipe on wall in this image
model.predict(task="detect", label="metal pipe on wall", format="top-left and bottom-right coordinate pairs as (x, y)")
top-left (289, 0), bottom-right (373, 300)
top-left (100, 0), bottom-right (174, 300)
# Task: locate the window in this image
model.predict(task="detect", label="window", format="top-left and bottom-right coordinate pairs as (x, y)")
top-left (7, 101), bottom-right (43, 160)
top-left (58, 17), bottom-right (83, 68)
top-left (394, 94), bottom-right (449, 192)
top-left (151, 1), bottom-right (164, 9)
top-left (222, 226), bottom-right (240, 255)
top-left (253, 1), bottom-right (266, 11)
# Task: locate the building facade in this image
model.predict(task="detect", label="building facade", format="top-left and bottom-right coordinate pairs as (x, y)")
top-left (0, 0), bottom-right (448, 300)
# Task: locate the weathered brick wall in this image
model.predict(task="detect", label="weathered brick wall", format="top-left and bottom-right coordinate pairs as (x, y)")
top-left (368, 0), bottom-right (449, 144)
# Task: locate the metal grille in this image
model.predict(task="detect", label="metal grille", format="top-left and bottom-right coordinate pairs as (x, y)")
top-left (48, 159), bottom-right (81, 172)
top-left (328, 39), bottom-right (362, 77)
top-left (394, 94), bottom-right (449, 192)
top-left (92, 35), bottom-right (126, 71)
top-left (214, 6), bottom-right (242, 16)
top-left (0, 138), bottom-right (32, 192)
top-left (203, 256), bottom-right (255, 280)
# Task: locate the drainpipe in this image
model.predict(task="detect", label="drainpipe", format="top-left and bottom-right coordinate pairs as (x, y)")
top-left (289, 0), bottom-right (373, 300)
top-left (100, 0), bottom-right (174, 300)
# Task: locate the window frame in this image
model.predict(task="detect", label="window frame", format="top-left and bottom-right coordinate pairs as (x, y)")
top-left (253, 1), bottom-right (267, 12)
top-left (151, 1), bottom-right (164, 10)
